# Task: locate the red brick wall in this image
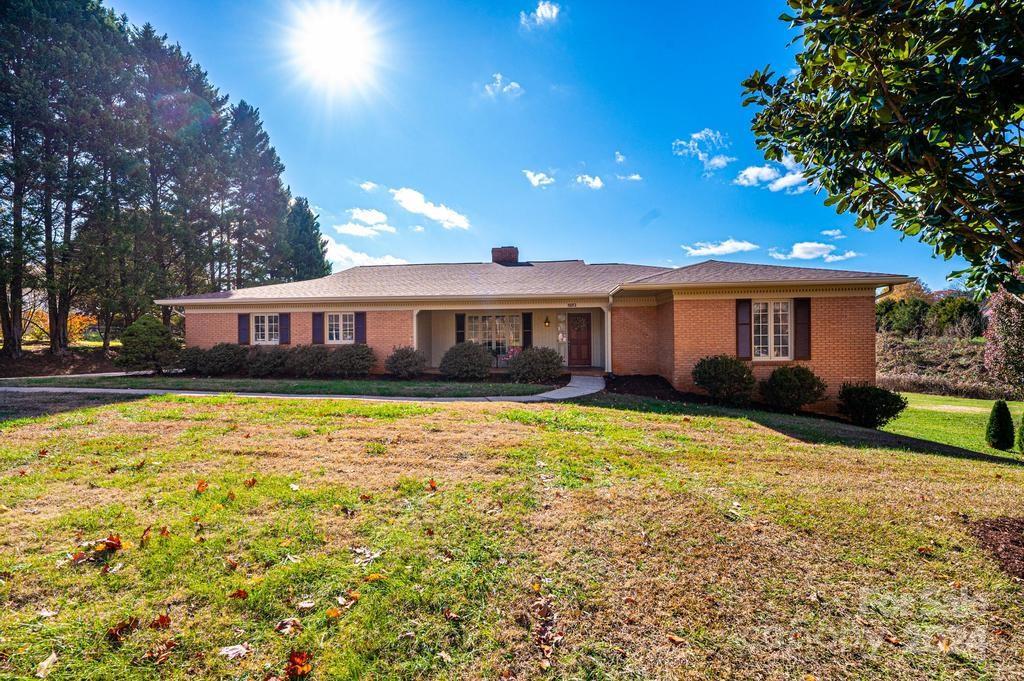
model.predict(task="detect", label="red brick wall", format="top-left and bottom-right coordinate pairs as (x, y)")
top-left (185, 313), bottom-right (238, 349)
top-left (365, 310), bottom-right (414, 371)
top-left (610, 306), bottom-right (660, 375)
top-left (185, 310), bottom-right (414, 373)
top-left (670, 296), bottom-right (877, 406)
top-left (656, 300), bottom-right (676, 380)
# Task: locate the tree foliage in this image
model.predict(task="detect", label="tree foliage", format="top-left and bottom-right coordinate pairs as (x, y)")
top-left (984, 287), bottom-right (1024, 392)
top-left (743, 0), bottom-right (1024, 294)
top-left (0, 1), bottom-right (324, 357)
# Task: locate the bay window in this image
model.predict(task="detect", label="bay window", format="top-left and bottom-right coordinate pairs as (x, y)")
top-left (327, 312), bottom-right (355, 343)
top-left (253, 313), bottom-right (280, 345)
top-left (752, 300), bottom-right (791, 360)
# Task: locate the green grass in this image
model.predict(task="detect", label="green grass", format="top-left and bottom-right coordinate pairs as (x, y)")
top-left (884, 392), bottom-right (1024, 457)
top-left (2, 375), bottom-right (552, 397)
top-left (1, 391), bottom-right (1022, 678)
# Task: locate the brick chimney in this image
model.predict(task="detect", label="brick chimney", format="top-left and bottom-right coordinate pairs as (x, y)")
top-left (491, 246), bottom-right (519, 265)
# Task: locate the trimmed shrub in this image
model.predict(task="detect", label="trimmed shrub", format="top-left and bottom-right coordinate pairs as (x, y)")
top-left (508, 347), bottom-right (564, 384)
top-left (986, 400), bottom-right (1015, 450)
top-left (247, 347), bottom-right (289, 378)
top-left (179, 346), bottom-right (206, 375)
top-left (838, 383), bottom-right (908, 428)
top-left (329, 343), bottom-right (377, 377)
top-left (692, 355), bottom-right (755, 405)
top-left (439, 342), bottom-right (493, 381)
top-left (116, 316), bottom-right (180, 373)
top-left (199, 343), bottom-right (249, 376)
top-left (284, 346), bottom-right (333, 378)
top-left (385, 346), bottom-right (427, 379)
top-left (758, 366), bottom-right (827, 412)
top-left (1017, 410), bottom-right (1024, 454)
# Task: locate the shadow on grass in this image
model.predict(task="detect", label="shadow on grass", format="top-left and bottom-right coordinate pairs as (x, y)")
top-left (0, 391), bottom-right (148, 424)
top-left (574, 392), bottom-right (1024, 468)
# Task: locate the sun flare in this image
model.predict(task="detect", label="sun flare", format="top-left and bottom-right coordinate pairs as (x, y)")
top-left (286, 2), bottom-right (381, 98)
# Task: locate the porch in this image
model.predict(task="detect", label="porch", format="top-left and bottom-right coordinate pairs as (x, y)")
top-left (413, 306), bottom-right (609, 370)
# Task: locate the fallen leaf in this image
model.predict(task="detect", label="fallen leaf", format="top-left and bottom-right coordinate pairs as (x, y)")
top-left (107, 616), bottom-right (140, 645)
top-left (883, 634), bottom-right (903, 646)
top-left (38, 449), bottom-right (47, 458)
top-left (35, 651), bottom-right (58, 678)
top-left (667, 634), bottom-right (685, 645)
top-left (140, 525), bottom-right (153, 548)
top-left (427, 478), bottom-right (438, 492)
top-left (228, 589), bottom-right (248, 600)
top-left (359, 493), bottom-right (372, 502)
top-left (39, 608), bottom-right (58, 618)
top-left (289, 483), bottom-right (300, 491)
top-left (284, 650), bottom-right (312, 679)
top-left (218, 643), bottom-right (251, 660)
top-left (149, 613), bottom-right (171, 630)
top-left (364, 573), bottom-right (386, 583)
top-left (224, 556), bottom-right (239, 571)
top-left (933, 634), bottom-right (951, 653)
top-left (196, 480), bottom-right (209, 494)
top-left (141, 638), bottom-right (176, 664)
top-left (917, 545), bottom-right (935, 557)
top-left (226, 490), bottom-right (236, 502)
top-left (159, 526), bottom-right (170, 538)
top-left (325, 606), bottom-right (342, 619)
top-left (279, 537), bottom-right (294, 547)
top-left (443, 607), bottom-right (460, 622)
top-left (275, 618), bottom-right (303, 636)
top-left (296, 600), bottom-right (315, 611)
top-left (244, 477), bottom-right (257, 488)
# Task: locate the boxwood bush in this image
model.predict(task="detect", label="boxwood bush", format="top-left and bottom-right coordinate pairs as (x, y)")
top-left (838, 383), bottom-right (908, 428)
top-left (692, 355), bottom-right (755, 405)
top-left (508, 347), bottom-right (564, 383)
top-left (116, 316), bottom-right (180, 373)
top-left (759, 366), bottom-right (827, 412)
top-left (329, 343), bottom-right (377, 377)
top-left (197, 343), bottom-right (248, 376)
top-left (247, 346), bottom-right (289, 378)
top-left (385, 346), bottom-right (427, 379)
top-left (439, 342), bottom-right (493, 381)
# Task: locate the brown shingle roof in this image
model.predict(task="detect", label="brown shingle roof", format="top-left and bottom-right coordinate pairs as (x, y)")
top-left (155, 259), bottom-right (911, 305)
top-left (621, 260), bottom-right (910, 287)
top-left (156, 260), bottom-right (671, 304)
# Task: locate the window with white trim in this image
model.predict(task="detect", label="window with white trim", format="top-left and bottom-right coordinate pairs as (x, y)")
top-left (752, 300), bottom-right (792, 360)
top-left (327, 312), bottom-right (355, 343)
top-left (253, 313), bottom-right (280, 345)
top-left (466, 314), bottom-right (521, 354)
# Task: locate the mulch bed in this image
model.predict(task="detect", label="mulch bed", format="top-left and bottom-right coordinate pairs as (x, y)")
top-left (604, 374), bottom-right (709, 403)
top-left (969, 517), bottom-right (1024, 580)
top-left (0, 347), bottom-right (118, 378)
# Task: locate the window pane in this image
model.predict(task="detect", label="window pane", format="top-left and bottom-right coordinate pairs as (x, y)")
top-left (327, 314), bottom-right (340, 342)
top-left (342, 313), bottom-right (354, 341)
top-left (753, 302), bottom-right (769, 358)
top-left (772, 302), bottom-right (790, 358)
top-left (254, 316), bottom-right (266, 342)
top-left (267, 314), bottom-right (279, 342)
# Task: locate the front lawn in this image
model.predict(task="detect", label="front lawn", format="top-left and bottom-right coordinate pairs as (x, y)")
top-left (2, 375), bottom-right (553, 398)
top-left (884, 392), bottom-right (1024, 457)
top-left (1, 391), bottom-right (1022, 678)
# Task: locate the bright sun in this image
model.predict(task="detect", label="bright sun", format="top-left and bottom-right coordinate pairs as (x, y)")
top-left (286, 2), bottom-right (381, 97)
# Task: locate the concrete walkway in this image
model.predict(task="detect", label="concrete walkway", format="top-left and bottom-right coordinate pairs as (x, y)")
top-left (0, 374), bottom-right (605, 404)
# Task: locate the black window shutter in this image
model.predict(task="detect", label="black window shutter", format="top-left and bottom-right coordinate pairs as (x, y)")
top-left (312, 312), bottom-right (324, 344)
top-left (354, 312), bottom-right (367, 344)
top-left (279, 313), bottom-right (291, 345)
top-left (238, 313), bottom-right (250, 345)
top-left (455, 313), bottom-right (465, 343)
top-left (794, 298), bottom-right (811, 360)
top-left (522, 312), bottom-right (532, 348)
top-left (736, 299), bottom-right (752, 360)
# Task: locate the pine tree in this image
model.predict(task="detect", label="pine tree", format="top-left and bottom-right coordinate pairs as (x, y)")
top-left (986, 400), bottom-right (1015, 451)
top-left (284, 197), bottom-right (331, 281)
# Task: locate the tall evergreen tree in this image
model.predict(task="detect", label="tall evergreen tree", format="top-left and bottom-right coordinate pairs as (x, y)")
top-left (284, 196), bottom-right (331, 281)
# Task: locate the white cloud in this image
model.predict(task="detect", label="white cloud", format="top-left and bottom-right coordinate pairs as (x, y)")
top-left (390, 187), bottom-right (470, 230)
top-left (523, 170), bottom-right (555, 187)
top-left (820, 229), bottom-right (845, 240)
top-left (575, 174), bottom-right (604, 189)
top-left (348, 208), bottom-right (388, 225)
top-left (359, 181), bottom-right (379, 192)
top-left (483, 73), bottom-right (523, 99)
top-left (672, 128), bottom-right (737, 174)
top-left (410, 225), bottom-right (425, 233)
top-left (824, 250), bottom-right (859, 262)
top-left (323, 236), bottom-right (407, 270)
top-left (614, 151), bottom-right (626, 164)
top-left (520, 1), bottom-right (560, 29)
top-left (681, 238), bottom-right (759, 257)
top-left (769, 241), bottom-right (859, 262)
top-left (335, 222), bottom-right (396, 238)
top-left (734, 155), bottom-right (811, 194)
top-left (616, 173), bottom-right (643, 182)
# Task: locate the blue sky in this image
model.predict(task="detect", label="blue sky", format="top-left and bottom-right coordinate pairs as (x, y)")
top-left (113, 0), bottom-right (961, 288)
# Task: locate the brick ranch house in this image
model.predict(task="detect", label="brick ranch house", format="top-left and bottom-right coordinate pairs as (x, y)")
top-left (156, 246), bottom-right (910, 404)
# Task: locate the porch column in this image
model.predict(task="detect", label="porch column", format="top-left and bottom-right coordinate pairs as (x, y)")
top-left (602, 304), bottom-right (612, 372)
top-left (412, 309), bottom-right (419, 350)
